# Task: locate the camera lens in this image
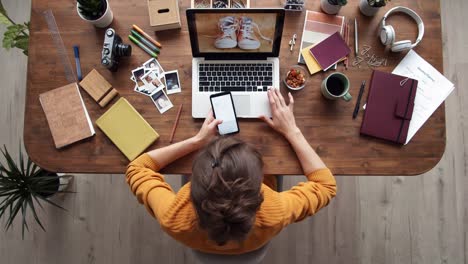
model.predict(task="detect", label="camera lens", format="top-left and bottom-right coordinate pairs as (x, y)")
top-left (115, 43), bottom-right (132, 57)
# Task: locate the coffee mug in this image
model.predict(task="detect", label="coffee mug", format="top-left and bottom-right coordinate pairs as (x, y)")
top-left (321, 72), bottom-right (352, 101)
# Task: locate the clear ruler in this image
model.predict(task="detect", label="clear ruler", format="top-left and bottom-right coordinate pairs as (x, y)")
top-left (43, 9), bottom-right (77, 83)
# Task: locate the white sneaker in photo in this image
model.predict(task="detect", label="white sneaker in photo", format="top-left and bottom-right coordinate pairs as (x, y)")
top-left (214, 16), bottom-right (239, 49)
top-left (238, 17), bottom-right (273, 50)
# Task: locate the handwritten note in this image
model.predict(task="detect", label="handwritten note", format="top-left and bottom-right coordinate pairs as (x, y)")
top-left (393, 50), bottom-right (455, 144)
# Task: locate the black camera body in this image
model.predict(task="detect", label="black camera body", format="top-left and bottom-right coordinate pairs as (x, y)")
top-left (101, 28), bottom-right (132, 72)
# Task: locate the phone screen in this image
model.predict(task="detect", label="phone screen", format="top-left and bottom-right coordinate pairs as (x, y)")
top-left (210, 92), bottom-right (239, 135)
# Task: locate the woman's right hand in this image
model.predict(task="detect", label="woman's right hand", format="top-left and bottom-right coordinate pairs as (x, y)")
top-left (260, 88), bottom-right (300, 138)
top-left (194, 109), bottom-right (223, 146)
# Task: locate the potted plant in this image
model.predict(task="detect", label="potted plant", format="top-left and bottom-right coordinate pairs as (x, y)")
top-left (0, 146), bottom-right (72, 238)
top-left (320, 0), bottom-right (347, 15)
top-left (77, 0), bottom-right (113, 28)
top-left (0, 0), bottom-right (29, 55)
top-left (359, 0), bottom-right (390, 16)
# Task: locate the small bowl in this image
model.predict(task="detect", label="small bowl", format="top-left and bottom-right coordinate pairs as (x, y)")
top-left (283, 65), bottom-right (307, 91)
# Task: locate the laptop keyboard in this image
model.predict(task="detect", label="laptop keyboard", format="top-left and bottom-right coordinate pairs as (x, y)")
top-left (198, 62), bottom-right (274, 92)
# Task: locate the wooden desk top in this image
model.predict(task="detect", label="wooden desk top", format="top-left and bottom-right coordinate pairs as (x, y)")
top-left (24, 0), bottom-right (445, 175)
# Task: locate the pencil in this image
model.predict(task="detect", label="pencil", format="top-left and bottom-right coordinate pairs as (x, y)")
top-left (344, 21), bottom-right (350, 70)
top-left (169, 104), bottom-right (183, 144)
top-left (354, 18), bottom-right (359, 56)
top-left (132, 24), bottom-right (162, 49)
top-left (128, 35), bottom-right (158, 58)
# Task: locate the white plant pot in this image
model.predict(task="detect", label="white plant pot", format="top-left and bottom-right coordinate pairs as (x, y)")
top-left (57, 173), bottom-right (73, 192)
top-left (320, 0), bottom-right (342, 15)
top-left (359, 0), bottom-right (381, 16)
top-left (77, 0), bottom-right (113, 28)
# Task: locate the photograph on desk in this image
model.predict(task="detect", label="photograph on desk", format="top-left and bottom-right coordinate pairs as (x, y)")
top-left (165, 70), bottom-right (181, 94)
top-left (142, 71), bottom-right (165, 94)
top-left (151, 88), bottom-right (173, 114)
top-left (195, 13), bottom-right (276, 52)
top-left (143, 58), bottom-right (165, 75)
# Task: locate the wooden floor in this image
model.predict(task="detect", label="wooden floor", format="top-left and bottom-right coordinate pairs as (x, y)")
top-left (1, 1), bottom-right (466, 263)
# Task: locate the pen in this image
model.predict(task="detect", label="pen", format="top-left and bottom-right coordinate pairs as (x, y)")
top-left (169, 104), bottom-right (183, 144)
top-left (354, 18), bottom-right (359, 56)
top-left (128, 35), bottom-right (158, 58)
top-left (131, 29), bottom-right (160, 54)
top-left (353, 81), bottom-right (366, 119)
top-left (73, 45), bottom-right (82, 81)
top-left (132, 24), bottom-right (162, 49)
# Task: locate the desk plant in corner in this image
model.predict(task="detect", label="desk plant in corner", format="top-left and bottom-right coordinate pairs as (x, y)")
top-left (77, 0), bottom-right (114, 28)
top-left (0, 146), bottom-right (71, 239)
top-left (359, 0), bottom-right (390, 16)
top-left (321, 0), bottom-right (347, 15)
top-left (0, 1), bottom-right (29, 56)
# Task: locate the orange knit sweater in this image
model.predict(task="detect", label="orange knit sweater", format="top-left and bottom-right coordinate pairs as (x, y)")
top-left (126, 154), bottom-right (337, 255)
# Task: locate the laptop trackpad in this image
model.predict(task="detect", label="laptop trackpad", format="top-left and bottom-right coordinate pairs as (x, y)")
top-left (232, 95), bottom-right (251, 117)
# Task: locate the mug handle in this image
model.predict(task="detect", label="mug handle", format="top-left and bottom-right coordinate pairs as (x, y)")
top-left (342, 92), bottom-right (352, 102)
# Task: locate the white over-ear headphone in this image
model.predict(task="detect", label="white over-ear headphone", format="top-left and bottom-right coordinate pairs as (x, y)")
top-left (380, 6), bottom-right (425, 53)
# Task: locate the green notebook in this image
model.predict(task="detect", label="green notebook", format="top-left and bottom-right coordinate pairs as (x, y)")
top-left (96, 98), bottom-right (159, 161)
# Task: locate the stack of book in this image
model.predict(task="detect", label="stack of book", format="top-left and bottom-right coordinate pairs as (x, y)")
top-left (298, 11), bottom-right (350, 75)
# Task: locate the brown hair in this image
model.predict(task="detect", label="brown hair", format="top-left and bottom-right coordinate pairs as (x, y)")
top-left (191, 136), bottom-right (264, 246)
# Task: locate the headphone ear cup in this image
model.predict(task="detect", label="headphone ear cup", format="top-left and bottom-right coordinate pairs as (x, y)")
top-left (391, 40), bottom-right (412, 52)
top-left (380, 25), bottom-right (395, 46)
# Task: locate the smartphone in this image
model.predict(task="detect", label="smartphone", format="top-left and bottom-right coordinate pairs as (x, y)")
top-left (210, 92), bottom-right (240, 135)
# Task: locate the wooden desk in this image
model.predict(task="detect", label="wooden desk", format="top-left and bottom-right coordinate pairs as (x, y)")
top-left (24, 0), bottom-right (445, 175)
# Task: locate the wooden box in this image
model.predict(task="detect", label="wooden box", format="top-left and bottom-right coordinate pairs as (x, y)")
top-left (147, 0), bottom-right (182, 31)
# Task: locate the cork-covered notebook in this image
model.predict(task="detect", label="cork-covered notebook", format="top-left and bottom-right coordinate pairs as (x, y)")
top-left (39, 83), bottom-right (95, 148)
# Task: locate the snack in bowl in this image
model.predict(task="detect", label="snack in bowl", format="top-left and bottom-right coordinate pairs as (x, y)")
top-left (285, 67), bottom-right (306, 90)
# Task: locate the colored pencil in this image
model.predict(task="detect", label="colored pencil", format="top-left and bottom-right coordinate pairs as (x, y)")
top-left (128, 35), bottom-right (158, 58)
top-left (169, 104), bottom-right (183, 144)
top-left (344, 21), bottom-right (350, 70)
top-left (131, 29), bottom-right (160, 54)
top-left (132, 24), bottom-right (162, 49)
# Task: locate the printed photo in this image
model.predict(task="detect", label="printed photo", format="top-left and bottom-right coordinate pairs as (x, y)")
top-left (195, 13), bottom-right (277, 53)
top-left (151, 88), bottom-right (173, 114)
top-left (131, 67), bottom-right (146, 88)
top-left (164, 70), bottom-right (181, 94)
top-left (143, 58), bottom-right (164, 75)
top-left (141, 71), bottom-right (165, 94)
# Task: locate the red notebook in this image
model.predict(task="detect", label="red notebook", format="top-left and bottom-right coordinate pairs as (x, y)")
top-left (309, 31), bottom-right (350, 71)
top-left (360, 70), bottom-right (418, 145)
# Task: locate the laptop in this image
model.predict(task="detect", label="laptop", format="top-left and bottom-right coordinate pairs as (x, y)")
top-left (187, 8), bottom-right (285, 118)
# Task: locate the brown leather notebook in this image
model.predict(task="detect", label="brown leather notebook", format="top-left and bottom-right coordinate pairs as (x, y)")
top-left (360, 70), bottom-right (418, 145)
top-left (39, 83), bottom-right (95, 149)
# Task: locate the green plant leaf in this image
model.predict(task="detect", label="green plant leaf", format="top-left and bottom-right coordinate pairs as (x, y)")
top-left (0, 1), bottom-right (13, 26)
top-left (1, 146), bottom-right (21, 176)
top-left (26, 196), bottom-right (45, 232)
top-left (5, 196), bottom-right (24, 230)
top-left (21, 201), bottom-right (27, 239)
top-left (36, 194), bottom-right (66, 211)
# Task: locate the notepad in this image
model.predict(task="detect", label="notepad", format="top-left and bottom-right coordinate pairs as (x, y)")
top-left (301, 44), bottom-right (322, 75)
top-left (39, 83), bottom-right (95, 149)
top-left (309, 31), bottom-right (350, 71)
top-left (96, 98), bottom-right (159, 160)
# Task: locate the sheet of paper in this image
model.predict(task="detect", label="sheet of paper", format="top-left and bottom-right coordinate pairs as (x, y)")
top-left (392, 50), bottom-right (454, 144)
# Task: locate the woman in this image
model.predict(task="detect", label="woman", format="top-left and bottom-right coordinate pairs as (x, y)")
top-left (126, 89), bottom-right (337, 254)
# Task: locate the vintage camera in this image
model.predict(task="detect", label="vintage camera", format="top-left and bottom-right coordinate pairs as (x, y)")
top-left (101, 28), bottom-right (132, 72)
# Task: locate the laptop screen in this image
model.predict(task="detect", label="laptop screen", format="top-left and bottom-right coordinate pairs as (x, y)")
top-left (187, 9), bottom-right (285, 59)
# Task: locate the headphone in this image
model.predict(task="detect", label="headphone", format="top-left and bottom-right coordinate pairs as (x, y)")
top-left (380, 6), bottom-right (425, 53)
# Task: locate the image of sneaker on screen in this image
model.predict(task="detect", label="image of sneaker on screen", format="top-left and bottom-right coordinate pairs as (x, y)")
top-left (196, 13), bottom-right (275, 53)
